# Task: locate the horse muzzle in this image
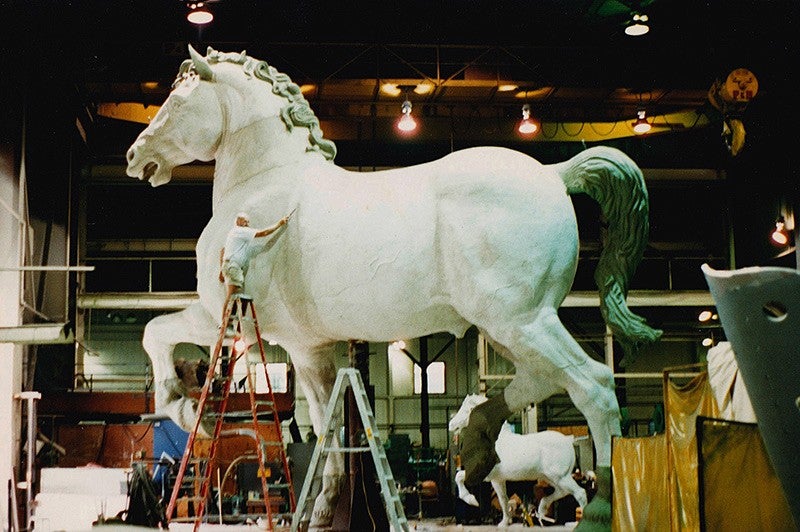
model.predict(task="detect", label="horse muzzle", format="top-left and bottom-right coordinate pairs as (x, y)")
top-left (126, 145), bottom-right (172, 187)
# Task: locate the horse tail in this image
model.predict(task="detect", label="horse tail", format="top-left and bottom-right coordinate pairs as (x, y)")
top-left (553, 146), bottom-right (662, 365)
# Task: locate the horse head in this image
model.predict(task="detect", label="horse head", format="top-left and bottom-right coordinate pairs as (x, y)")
top-left (449, 393), bottom-right (488, 433)
top-left (125, 46), bottom-right (336, 188)
top-left (125, 45), bottom-right (227, 186)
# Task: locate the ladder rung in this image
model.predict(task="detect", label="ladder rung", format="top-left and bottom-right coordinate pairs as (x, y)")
top-left (179, 476), bottom-right (210, 484)
top-left (167, 296), bottom-right (295, 528)
top-left (178, 496), bottom-right (208, 502)
top-left (322, 446), bottom-right (370, 453)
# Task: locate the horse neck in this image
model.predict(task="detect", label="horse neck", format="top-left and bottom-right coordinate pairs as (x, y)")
top-left (211, 114), bottom-right (319, 206)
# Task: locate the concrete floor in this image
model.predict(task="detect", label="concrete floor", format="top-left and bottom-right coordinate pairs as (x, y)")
top-left (165, 517), bottom-right (579, 531)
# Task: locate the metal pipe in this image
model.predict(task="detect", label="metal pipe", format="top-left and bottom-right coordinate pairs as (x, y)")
top-left (14, 391), bottom-right (41, 532)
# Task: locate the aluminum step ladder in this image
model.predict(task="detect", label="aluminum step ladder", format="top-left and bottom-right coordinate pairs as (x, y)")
top-left (166, 294), bottom-right (295, 531)
top-left (291, 367), bottom-right (409, 531)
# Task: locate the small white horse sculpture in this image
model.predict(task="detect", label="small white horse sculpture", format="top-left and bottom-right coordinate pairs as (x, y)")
top-left (125, 46), bottom-right (660, 528)
top-left (450, 394), bottom-right (587, 526)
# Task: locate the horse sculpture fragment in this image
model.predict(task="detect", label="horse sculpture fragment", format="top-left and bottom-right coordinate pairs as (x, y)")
top-left (125, 45), bottom-right (661, 529)
top-left (450, 394), bottom-right (587, 527)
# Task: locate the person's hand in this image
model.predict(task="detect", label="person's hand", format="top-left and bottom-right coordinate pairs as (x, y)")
top-left (218, 271), bottom-right (224, 283)
top-left (281, 216), bottom-right (289, 225)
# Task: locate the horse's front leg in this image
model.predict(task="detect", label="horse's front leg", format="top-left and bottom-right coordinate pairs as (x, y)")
top-left (454, 470), bottom-right (479, 507)
top-left (287, 343), bottom-right (343, 529)
top-left (142, 302), bottom-right (220, 433)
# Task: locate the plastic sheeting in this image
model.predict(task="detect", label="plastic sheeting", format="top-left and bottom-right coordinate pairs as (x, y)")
top-left (697, 417), bottom-right (796, 532)
top-left (612, 435), bottom-right (669, 531)
top-left (612, 370), bottom-right (719, 531)
top-left (665, 371), bottom-right (719, 531)
top-left (706, 342), bottom-right (756, 423)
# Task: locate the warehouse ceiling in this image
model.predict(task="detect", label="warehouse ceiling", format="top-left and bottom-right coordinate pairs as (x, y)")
top-left (3, 0), bottom-right (795, 157)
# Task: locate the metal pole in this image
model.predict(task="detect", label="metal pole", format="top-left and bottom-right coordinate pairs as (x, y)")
top-left (14, 391), bottom-right (41, 532)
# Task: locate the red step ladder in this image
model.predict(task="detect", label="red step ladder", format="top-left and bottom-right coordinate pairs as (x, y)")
top-left (165, 294), bottom-right (296, 530)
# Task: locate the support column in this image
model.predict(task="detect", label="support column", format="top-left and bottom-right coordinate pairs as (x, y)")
top-left (1, 138), bottom-right (24, 530)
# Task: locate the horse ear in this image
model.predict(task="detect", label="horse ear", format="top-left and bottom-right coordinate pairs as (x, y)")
top-left (188, 44), bottom-right (213, 81)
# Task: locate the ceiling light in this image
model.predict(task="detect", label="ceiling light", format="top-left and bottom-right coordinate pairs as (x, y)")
top-left (414, 83), bottom-right (434, 95)
top-left (632, 110), bottom-right (652, 134)
top-left (770, 216), bottom-right (790, 246)
top-left (498, 84), bottom-right (519, 92)
top-left (298, 84), bottom-right (316, 95)
top-left (625, 13), bottom-right (649, 36)
top-left (518, 104), bottom-right (538, 135)
top-left (701, 337), bottom-right (714, 347)
top-left (381, 83), bottom-right (402, 97)
top-left (397, 99), bottom-right (417, 133)
top-left (186, 2), bottom-right (213, 25)
top-left (697, 310), bottom-right (713, 322)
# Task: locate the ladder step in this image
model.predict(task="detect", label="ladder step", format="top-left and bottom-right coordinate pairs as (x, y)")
top-left (322, 446), bottom-right (370, 453)
top-left (167, 295), bottom-right (296, 528)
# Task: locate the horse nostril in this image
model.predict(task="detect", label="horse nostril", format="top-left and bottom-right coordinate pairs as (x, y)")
top-left (126, 148), bottom-right (135, 163)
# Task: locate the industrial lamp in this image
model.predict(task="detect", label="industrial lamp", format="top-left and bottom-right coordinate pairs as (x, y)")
top-left (397, 99), bottom-right (417, 133)
top-left (770, 216), bottom-right (791, 246)
top-left (632, 110), bottom-right (652, 134)
top-left (186, 2), bottom-right (213, 25)
top-left (518, 104), bottom-right (539, 135)
top-left (697, 310), bottom-right (718, 322)
top-left (625, 13), bottom-right (649, 36)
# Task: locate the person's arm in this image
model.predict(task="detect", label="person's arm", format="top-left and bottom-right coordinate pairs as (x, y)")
top-left (253, 213), bottom-right (291, 238)
top-left (218, 248), bottom-right (225, 282)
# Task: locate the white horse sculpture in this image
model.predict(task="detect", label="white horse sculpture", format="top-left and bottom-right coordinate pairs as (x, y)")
top-left (125, 46), bottom-right (661, 528)
top-left (450, 394), bottom-right (587, 526)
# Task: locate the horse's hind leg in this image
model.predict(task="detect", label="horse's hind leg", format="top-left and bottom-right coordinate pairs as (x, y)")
top-left (491, 479), bottom-right (512, 527)
top-left (497, 309), bottom-right (620, 529)
top-left (460, 330), bottom-right (562, 489)
top-left (142, 302), bottom-right (220, 433)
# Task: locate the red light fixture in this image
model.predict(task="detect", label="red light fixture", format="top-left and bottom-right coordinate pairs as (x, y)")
top-left (632, 110), bottom-right (652, 134)
top-left (770, 216), bottom-right (790, 246)
top-left (518, 104), bottom-right (539, 135)
top-left (397, 99), bottom-right (417, 133)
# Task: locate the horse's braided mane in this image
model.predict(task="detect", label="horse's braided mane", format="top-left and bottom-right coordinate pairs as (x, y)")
top-left (182, 47), bottom-right (338, 162)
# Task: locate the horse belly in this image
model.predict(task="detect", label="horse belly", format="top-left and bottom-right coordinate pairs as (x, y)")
top-left (299, 254), bottom-right (469, 341)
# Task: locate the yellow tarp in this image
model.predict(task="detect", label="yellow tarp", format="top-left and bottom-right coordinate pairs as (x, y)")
top-left (698, 418), bottom-right (796, 532)
top-left (665, 372), bottom-right (719, 531)
top-left (612, 370), bottom-right (720, 531)
top-left (611, 434), bottom-right (670, 531)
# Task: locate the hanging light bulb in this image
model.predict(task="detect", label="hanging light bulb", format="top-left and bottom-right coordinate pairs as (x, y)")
top-left (770, 216), bottom-right (790, 246)
top-left (632, 109), bottom-right (652, 134)
top-left (625, 13), bottom-right (649, 36)
top-left (518, 104), bottom-right (538, 135)
top-left (186, 2), bottom-right (213, 25)
top-left (397, 99), bottom-right (417, 133)
top-left (697, 310), bottom-right (714, 322)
